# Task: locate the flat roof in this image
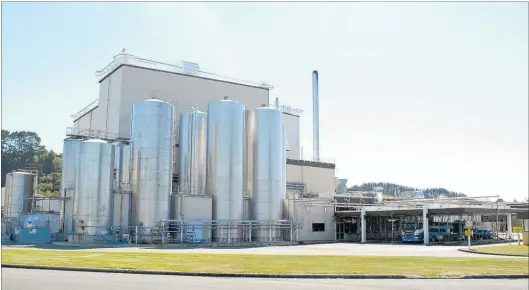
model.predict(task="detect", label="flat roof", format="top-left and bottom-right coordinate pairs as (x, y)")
top-left (286, 158), bottom-right (336, 169)
top-left (96, 54), bottom-right (273, 90)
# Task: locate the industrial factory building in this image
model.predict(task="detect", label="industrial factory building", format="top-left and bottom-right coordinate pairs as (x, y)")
top-left (2, 53), bottom-right (527, 246)
top-left (51, 53), bottom-right (337, 244)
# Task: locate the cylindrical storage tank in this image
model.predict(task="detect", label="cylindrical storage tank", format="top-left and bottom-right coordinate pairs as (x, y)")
top-left (115, 143), bottom-right (132, 190)
top-left (179, 109), bottom-right (207, 195)
top-left (60, 139), bottom-right (82, 235)
top-left (131, 99), bottom-right (174, 236)
top-left (113, 143), bottom-right (132, 229)
top-left (4, 172), bottom-right (35, 220)
top-left (246, 106), bottom-right (284, 241)
top-left (206, 97), bottom-right (245, 242)
top-left (74, 139), bottom-right (114, 236)
top-left (282, 125), bottom-right (287, 201)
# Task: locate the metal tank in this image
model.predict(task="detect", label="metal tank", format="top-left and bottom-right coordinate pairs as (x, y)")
top-left (4, 171), bottom-right (35, 220)
top-left (73, 139), bottom-right (114, 236)
top-left (131, 99), bottom-right (174, 236)
top-left (206, 97), bottom-right (245, 242)
top-left (179, 109), bottom-right (207, 195)
top-left (115, 143), bottom-right (132, 190)
top-left (282, 125), bottom-right (287, 200)
top-left (114, 143), bottom-right (132, 228)
top-left (246, 106), bottom-right (284, 241)
top-left (60, 138), bottom-right (82, 235)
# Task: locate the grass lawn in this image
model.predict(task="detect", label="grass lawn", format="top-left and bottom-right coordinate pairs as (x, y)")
top-left (2, 249), bottom-right (528, 278)
top-left (473, 245), bottom-right (529, 256)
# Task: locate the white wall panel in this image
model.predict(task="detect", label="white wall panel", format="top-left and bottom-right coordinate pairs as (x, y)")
top-left (76, 110), bottom-right (92, 131)
top-left (105, 69), bottom-right (124, 134)
top-left (89, 106), bottom-right (106, 132)
top-left (118, 66), bottom-right (270, 138)
top-left (286, 164), bottom-right (336, 194)
top-left (283, 113), bottom-right (301, 159)
top-left (284, 199), bottom-right (335, 241)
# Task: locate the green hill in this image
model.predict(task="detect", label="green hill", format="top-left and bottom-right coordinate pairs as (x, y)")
top-left (349, 182), bottom-right (466, 198)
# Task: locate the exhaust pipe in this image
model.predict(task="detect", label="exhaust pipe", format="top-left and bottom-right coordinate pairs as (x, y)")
top-left (312, 70), bottom-right (320, 161)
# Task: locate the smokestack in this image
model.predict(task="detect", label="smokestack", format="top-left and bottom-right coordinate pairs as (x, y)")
top-left (312, 70), bottom-right (320, 161)
top-left (275, 97), bottom-right (280, 108)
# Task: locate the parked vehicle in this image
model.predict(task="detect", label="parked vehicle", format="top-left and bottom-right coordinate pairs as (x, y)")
top-left (401, 221), bottom-right (424, 242)
top-left (401, 222), bottom-right (452, 242)
top-left (473, 229), bottom-right (493, 240)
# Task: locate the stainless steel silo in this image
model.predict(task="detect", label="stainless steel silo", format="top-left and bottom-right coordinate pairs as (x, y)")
top-left (246, 107), bottom-right (284, 241)
top-left (179, 109), bottom-right (207, 195)
top-left (206, 97), bottom-right (245, 241)
top-left (113, 143), bottom-right (132, 228)
top-left (74, 139), bottom-right (114, 236)
top-left (281, 125), bottom-right (287, 202)
top-left (60, 138), bottom-right (82, 235)
top-left (4, 172), bottom-right (35, 220)
top-left (131, 99), bottom-right (174, 235)
top-left (115, 143), bottom-right (132, 190)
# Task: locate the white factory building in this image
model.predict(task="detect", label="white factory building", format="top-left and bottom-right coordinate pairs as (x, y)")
top-left (71, 54), bottom-right (332, 194)
top-left (62, 53), bottom-right (339, 243)
top-left (4, 53), bottom-right (521, 245)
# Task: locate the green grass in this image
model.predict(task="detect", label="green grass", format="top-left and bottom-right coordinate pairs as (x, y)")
top-left (473, 245), bottom-right (529, 256)
top-left (2, 249), bottom-right (528, 277)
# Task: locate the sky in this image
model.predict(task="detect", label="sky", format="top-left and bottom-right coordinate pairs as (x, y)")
top-left (1, 2), bottom-right (528, 201)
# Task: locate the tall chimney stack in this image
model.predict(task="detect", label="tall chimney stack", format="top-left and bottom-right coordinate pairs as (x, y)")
top-left (312, 70), bottom-right (320, 161)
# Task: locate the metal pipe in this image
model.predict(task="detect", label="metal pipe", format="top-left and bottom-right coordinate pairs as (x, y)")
top-left (312, 70), bottom-right (320, 161)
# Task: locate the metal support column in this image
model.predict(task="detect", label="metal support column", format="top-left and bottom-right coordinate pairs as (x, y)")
top-left (423, 204), bottom-right (430, 245)
top-left (361, 208), bottom-right (366, 243)
top-left (507, 213), bottom-right (512, 239)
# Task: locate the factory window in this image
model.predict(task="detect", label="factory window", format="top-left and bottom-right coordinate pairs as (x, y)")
top-left (312, 223), bottom-right (325, 232)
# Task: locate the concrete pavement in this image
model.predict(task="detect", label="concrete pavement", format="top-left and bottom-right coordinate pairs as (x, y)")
top-left (2, 268), bottom-right (528, 290)
top-left (3, 242), bottom-right (527, 258)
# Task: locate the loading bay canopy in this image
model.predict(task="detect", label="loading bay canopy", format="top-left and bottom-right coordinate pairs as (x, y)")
top-left (336, 203), bottom-right (519, 217)
top-left (333, 201), bottom-right (522, 244)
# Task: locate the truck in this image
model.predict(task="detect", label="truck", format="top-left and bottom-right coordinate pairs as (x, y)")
top-left (401, 221), bottom-right (424, 242)
top-left (401, 221), bottom-right (454, 243)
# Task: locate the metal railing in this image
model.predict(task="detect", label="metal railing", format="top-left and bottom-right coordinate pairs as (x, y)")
top-left (65, 127), bottom-right (130, 142)
top-left (62, 220), bottom-right (300, 246)
top-left (95, 53), bottom-right (274, 90)
top-left (287, 157), bottom-right (336, 165)
top-left (269, 104), bottom-right (304, 116)
top-left (71, 99), bottom-right (99, 120)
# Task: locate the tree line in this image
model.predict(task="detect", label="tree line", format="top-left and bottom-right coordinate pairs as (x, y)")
top-left (349, 182), bottom-right (467, 198)
top-left (1, 130), bottom-right (62, 197)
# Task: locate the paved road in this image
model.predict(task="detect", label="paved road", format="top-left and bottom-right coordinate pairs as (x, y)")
top-left (2, 268), bottom-right (528, 290)
top-left (3, 243), bottom-right (526, 258)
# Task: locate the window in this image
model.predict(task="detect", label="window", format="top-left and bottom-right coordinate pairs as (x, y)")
top-left (402, 223), bottom-right (417, 231)
top-left (429, 227), bottom-right (439, 233)
top-left (312, 223), bottom-right (325, 232)
top-left (524, 219), bottom-right (529, 232)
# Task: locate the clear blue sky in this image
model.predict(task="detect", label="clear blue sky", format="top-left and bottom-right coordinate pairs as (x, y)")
top-left (2, 2), bottom-right (527, 200)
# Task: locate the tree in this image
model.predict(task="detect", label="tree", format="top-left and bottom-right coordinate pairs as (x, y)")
top-left (349, 182), bottom-right (466, 198)
top-left (38, 172), bottom-right (62, 197)
top-left (1, 130), bottom-right (45, 186)
top-left (1, 130), bottom-right (62, 197)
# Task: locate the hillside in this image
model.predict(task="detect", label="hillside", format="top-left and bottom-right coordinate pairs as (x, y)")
top-left (349, 182), bottom-right (466, 198)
